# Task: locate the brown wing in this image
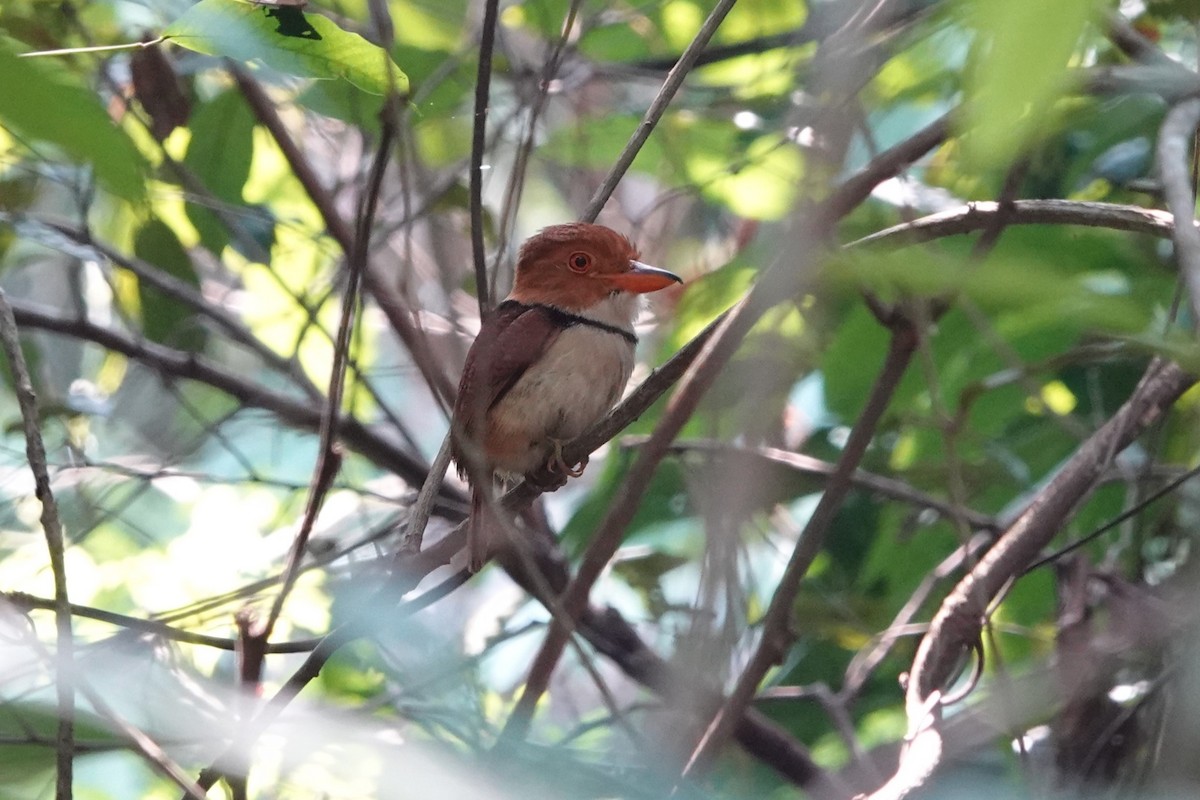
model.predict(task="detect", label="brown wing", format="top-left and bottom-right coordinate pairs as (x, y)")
top-left (452, 302), bottom-right (564, 475)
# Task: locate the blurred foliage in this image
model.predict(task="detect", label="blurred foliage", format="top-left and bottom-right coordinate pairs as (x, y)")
top-left (0, 0), bottom-right (1199, 798)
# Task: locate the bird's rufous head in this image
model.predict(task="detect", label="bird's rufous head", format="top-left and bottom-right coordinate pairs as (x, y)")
top-left (509, 223), bottom-right (681, 311)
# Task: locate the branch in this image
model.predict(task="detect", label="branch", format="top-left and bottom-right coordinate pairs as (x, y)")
top-left (636, 438), bottom-right (998, 531)
top-left (678, 321), bottom-right (918, 781)
top-left (581, 0), bottom-right (739, 222)
top-left (876, 359), bottom-right (1195, 800)
top-left (190, 534), bottom-right (465, 795)
top-left (6, 297), bottom-right (455, 502)
top-left (469, 0), bottom-right (500, 312)
top-left (13, 619), bottom-right (206, 799)
top-left (2, 213), bottom-right (323, 402)
top-left (822, 111), bottom-right (953, 224)
top-left (847, 199), bottom-right (1181, 249)
top-left (497, 88), bottom-right (953, 743)
top-left (1157, 98), bottom-right (1200, 330)
top-left (1107, 13), bottom-right (1184, 67)
top-left (0, 290), bottom-right (74, 799)
top-left (262, 111), bottom-right (397, 641)
top-left (493, 517), bottom-right (833, 790)
top-left (3, 592), bottom-right (322, 653)
top-left (233, 66), bottom-right (457, 410)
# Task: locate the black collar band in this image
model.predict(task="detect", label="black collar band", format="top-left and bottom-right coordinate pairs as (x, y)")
top-left (507, 300), bottom-right (638, 345)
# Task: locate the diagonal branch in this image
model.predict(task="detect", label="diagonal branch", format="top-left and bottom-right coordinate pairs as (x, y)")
top-left (6, 297), bottom-right (453, 501)
top-left (580, 0), bottom-right (739, 222)
top-left (677, 320), bottom-right (918, 782)
top-left (873, 359), bottom-right (1195, 800)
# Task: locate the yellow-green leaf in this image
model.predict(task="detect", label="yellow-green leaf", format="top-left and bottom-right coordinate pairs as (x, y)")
top-left (960, 0), bottom-right (1101, 170)
top-left (164, 0), bottom-right (408, 96)
top-left (0, 39), bottom-right (146, 202)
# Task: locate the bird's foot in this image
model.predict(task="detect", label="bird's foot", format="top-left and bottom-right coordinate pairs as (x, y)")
top-left (549, 439), bottom-right (587, 478)
top-left (526, 441), bottom-right (587, 491)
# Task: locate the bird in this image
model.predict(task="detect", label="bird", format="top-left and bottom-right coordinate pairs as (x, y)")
top-left (451, 222), bottom-right (682, 572)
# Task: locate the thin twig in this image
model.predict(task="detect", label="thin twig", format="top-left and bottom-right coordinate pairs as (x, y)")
top-left (397, 432), bottom-right (454, 555)
top-left (635, 438), bottom-right (998, 532)
top-left (491, 0), bottom-right (585, 298)
top-left (469, 0), bottom-right (501, 312)
top-left (580, 0), bottom-right (739, 222)
top-left (232, 66), bottom-right (457, 410)
top-left (3, 592), bottom-right (323, 653)
top-left (262, 113), bottom-right (398, 640)
top-left (6, 297), bottom-right (445, 494)
top-left (0, 290), bottom-right (74, 799)
top-left (14, 626), bottom-right (207, 799)
top-left (189, 536), bottom-right (464, 795)
top-left (677, 321), bottom-right (917, 783)
top-left (3, 213), bottom-right (323, 402)
top-left (1023, 461), bottom-right (1200, 574)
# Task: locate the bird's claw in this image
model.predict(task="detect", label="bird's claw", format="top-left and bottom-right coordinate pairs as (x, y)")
top-left (549, 439), bottom-right (587, 478)
top-left (526, 441), bottom-right (588, 490)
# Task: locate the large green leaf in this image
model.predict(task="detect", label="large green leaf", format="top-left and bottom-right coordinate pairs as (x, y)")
top-left (183, 89), bottom-right (256, 255)
top-left (164, 0), bottom-right (409, 96)
top-left (133, 218), bottom-right (207, 352)
top-left (0, 39), bottom-right (145, 202)
top-left (960, 0), bottom-right (1102, 170)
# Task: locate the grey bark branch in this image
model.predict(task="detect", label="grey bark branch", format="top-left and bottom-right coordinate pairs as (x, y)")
top-left (874, 359), bottom-right (1196, 800)
top-left (581, 0), bottom-right (739, 222)
top-left (0, 291), bottom-right (74, 799)
top-left (1157, 98), bottom-right (1200, 330)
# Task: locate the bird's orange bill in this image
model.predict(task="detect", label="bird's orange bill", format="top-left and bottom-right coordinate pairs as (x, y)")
top-left (601, 261), bottom-right (683, 294)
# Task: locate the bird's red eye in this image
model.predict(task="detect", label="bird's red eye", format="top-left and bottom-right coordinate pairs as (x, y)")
top-left (568, 252), bottom-right (592, 273)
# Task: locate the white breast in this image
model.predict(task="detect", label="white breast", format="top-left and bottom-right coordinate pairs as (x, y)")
top-left (488, 294), bottom-right (638, 475)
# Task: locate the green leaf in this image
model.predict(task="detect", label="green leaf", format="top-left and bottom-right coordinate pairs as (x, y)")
top-left (164, 0), bottom-right (409, 96)
top-left (0, 39), bottom-right (145, 202)
top-left (183, 89), bottom-right (256, 255)
top-left (132, 218), bottom-right (206, 351)
top-left (961, 0), bottom-right (1102, 170)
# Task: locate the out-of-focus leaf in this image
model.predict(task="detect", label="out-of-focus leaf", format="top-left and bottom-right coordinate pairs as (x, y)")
top-left (297, 78), bottom-right (386, 133)
top-left (0, 699), bottom-right (120, 786)
top-left (391, 43), bottom-right (475, 119)
top-left (542, 113), bottom-right (667, 172)
top-left (687, 131), bottom-right (802, 219)
top-left (183, 89), bottom-right (256, 255)
top-left (560, 456), bottom-right (690, 557)
top-left (960, 0), bottom-right (1102, 170)
top-left (661, 257), bottom-right (756, 356)
top-left (164, 0), bottom-right (408, 96)
top-left (0, 40), bottom-right (145, 202)
top-left (822, 305), bottom-right (924, 420)
top-left (580, 22), bottom-right (655, 62)
top-left (829, 247), bottom-right (1151, 334)
top-left (132, 218), bottom-right (206, 351)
